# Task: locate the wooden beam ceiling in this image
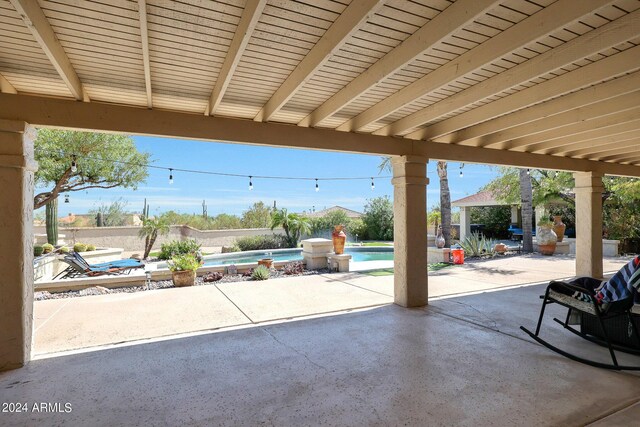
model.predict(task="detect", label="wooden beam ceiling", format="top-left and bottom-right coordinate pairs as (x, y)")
top-left (137, 0), bottom-right (152, 109)
top-left (376, 9), bottom-right (640, 137)
top-left (253, 0), bottom-right (385, 122)
top-left (0, 74), bottom-right (17, 94)
top-left (297, 0), bottom-right (498, 128)
top-left (337, 0), bottom-right (613, 133)
top-left (207, 0), bottom-right (267, 116)
top-left (549, 132), bottom-right (640, 156)
top-left (9, 0), bottom-right (85, 101)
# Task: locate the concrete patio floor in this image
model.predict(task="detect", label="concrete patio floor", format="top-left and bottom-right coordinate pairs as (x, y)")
top-left (2, 281), bottom-right (640, 426)
top-left (33, 254), bottom-right (630, 354)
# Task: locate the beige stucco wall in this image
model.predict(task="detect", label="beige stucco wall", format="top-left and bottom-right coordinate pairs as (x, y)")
top-left (32, 225), bottom-right (285, 251)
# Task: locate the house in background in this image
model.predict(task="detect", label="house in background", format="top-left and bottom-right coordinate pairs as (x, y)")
top-left (305, 205), bottom-right (363, 219)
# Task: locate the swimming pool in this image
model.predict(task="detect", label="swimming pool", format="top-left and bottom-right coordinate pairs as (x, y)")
top-left (200, 247), bottom-right (394, 266)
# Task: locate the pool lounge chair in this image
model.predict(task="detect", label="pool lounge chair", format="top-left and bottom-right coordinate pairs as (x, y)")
top-left (55, 253), bottom-right (144, 279)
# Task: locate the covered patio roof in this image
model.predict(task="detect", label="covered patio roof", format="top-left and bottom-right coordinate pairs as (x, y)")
top-left (0, 0), bottom-right (638, 175)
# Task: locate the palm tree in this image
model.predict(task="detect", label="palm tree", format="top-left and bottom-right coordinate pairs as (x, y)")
top-left (270, 208), bottom-right (311, 247)
top-left (436, 161), bottom-right (452, 247)
top-left (139, 216), bottom-right (170, 259)
top-left (519, 168), bottom-right (534, 252)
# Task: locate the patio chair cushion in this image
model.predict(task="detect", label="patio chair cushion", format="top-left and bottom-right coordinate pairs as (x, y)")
top-left (632, 304), bottom-right (640, 315)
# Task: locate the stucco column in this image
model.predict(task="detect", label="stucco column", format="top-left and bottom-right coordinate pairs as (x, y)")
top-left (0, 120), bottom-right (36, 371)
top-left (510, 205), bottom-right (519, 224)
top-left (459, 206), bottom-right (471, 242)
top-left (392, 155), bottom-right (429, 308)
top-left (573, 171), bottom-right (604, 279)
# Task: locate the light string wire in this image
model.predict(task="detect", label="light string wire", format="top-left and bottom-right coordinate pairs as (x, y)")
top-left (35, 149), bottom-right (392, 182)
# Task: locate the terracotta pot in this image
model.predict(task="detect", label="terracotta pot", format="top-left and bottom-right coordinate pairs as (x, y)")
top-left (552, 216), bottom-right (566, 242)
top-left (172, 270), bottom-right (196, 287)
top-left (537, 226), bottom-right (557, 256)
top-left (258, 258), bottom-right (273, 268)
top-left (332, 225), bottom-right (346, 255)
top-left (494, 243), bottom-right (507, 254)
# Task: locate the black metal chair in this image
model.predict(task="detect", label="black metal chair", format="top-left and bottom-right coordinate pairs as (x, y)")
top-left (521, 280), bottom-right (640, 370)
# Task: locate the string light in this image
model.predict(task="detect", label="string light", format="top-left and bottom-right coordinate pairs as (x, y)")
top-left (169, 168), bottom-right (173, 184)
top-left (64, 194), bottom-right (69, 203)
top-left (371, 177), bottom-right (375, 190)
top-left (249, 176), bottom-right (253, 190)
top-left (554, 171), bottom-right (559, 178)
top-left (70, 154), bottom-right (77, 173)
top-left (315, 178), bottom-right (319, 192)
top-left (459, 163), bottom-right (464, 178)
top-left (526, 168), bottom-right (530, 175)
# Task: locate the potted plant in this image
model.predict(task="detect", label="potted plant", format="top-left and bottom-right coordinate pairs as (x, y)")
top-left (168, 253), bottom-right (202, 287)
top-left (537, 219), bottom-right (557, 256)
top-left (258, 258), bottom-right (273, 268)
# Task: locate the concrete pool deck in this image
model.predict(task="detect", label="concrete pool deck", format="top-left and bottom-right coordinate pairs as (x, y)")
top-left (32, 254), bottom-right (631, 355)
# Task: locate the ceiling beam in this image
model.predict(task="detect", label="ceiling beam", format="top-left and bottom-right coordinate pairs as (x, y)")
top-left (137, 0), bottom-right (152, 109)
top-left (9, 0), bottom-right (85, 101)
top-left (575, 138), bottom-right (640, 159)
top-left (1, 93), bottom-right (639, 177)
top-left (297, 0), bottom-right (497, 128)
top-left (477, 91), bottom-right (639, 149)
top-left (337, 0), bottom-right (612, 133)
top-left (410, 45), bottom-right (640, 141)
top-left (254, 0), bottom-right (385, 122)
top-left (594, 147), bottom-right (640, 162)
top-left (207, 0), bottom-right (266, 116)
top-left (0, 74), bottom-right (17, 94)
top-left (376, 9), bottom-right (640, 137)
top-left (527, 120), bottom-right (640, 154)
top-left (436, 72), bottom-right (640, 146)
top-left (504, 108), bottom-right (640, 152)
top-left (548, 132), bottom-right (640, 156)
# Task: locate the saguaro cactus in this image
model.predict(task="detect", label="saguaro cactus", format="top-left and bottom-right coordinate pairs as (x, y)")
top-left (45, 197), bottom-right (59, 245)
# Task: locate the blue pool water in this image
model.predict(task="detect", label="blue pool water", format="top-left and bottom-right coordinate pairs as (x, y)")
top-left (202, 248), bottom-right (393, 266)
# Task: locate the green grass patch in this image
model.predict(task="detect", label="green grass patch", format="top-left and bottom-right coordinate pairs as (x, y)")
top-left (360, 242), bottom-right (393, 246)
top-left (362, 263), bottom-right (452, 276)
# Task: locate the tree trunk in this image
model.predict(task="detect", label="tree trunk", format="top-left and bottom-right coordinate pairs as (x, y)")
top-left (437, 161), bottom-right (452, 247)
top-left (45, 197), bottom-right (59, 245)
top-left (519, 168), bottom-right (534, 252)
top-left (143, 234), bottom-right (152, 259)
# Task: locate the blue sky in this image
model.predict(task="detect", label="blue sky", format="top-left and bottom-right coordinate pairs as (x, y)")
top-left (47, 136), bottom-right (499, 217)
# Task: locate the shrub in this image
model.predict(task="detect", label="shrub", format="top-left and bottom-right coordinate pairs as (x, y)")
top-left (73, 243), bottom-right (87, 252)
top-left (159, 239), bottom-right (201, 260)
top-left (251, 265), bottom-right (270, 281)
top-left (86, 244), bottom-right (96, 251)
top-left (235, 234), bottom-right (288, 251)
top-left (59, 246), bottom-right (70, 254)
top-left (34, 245), bottom-right (44, 257)
top-left (469, 206), bottom-right (512, 239)
top-left (42, 243), bottom-right (54, 254)
top-left (167, 253), bottom-right (202, 272)
top-left (363, 196), bottom-right (394, 241)
top-left (283, 261), bottom-right (304, 275)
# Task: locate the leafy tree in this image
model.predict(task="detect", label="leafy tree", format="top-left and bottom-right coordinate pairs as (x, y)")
top-left (89, 198), bottom-right (129, 226)
top-left (34, 129), bottom-right (150, 209)
top-left (210, 213), bottom-right (242, 230)
top-left (270, 208), bottom-right (311, 247)
top-left (138, 216), bottom-right (170, 259)
top-left (241, 201), bottom-right (273, 228)
top-left (363, 196), bottom-right (394, 241)
top-left (309, 210), bottom-right (350, 237)
top-left (427, 206), bottom-right (441, 235)
top-left (469, 206), bottom-right (511, 239)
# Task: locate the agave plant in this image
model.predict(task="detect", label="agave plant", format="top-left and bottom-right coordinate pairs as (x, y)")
top-left (460, 232), bottom-right (497, 258)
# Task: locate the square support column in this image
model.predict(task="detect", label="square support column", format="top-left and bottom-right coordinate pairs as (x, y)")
top-left (573, 171), bottom-right (604, 279)
top-left (459, 206), bottom-right (471, 242)
top-left (0, 120), bottom-right (36, 371)
top-left (510, 205), bottom-right (519, 224)
top-left (392, 155), bottom-right (429, 307)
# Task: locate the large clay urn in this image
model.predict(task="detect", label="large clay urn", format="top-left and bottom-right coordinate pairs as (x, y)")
top-left (332, 225), bottom-right (346, 255)
top-left (537, 226), bottom-right (558, 256)
top-left (552, 216), bottom-right (566, 242)
top-left (435, 226), bottom-right (446, 249)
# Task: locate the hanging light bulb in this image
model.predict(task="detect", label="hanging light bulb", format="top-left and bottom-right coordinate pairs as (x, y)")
top-left (249, 176), bottom-right (253, 190)
top-left (526, 168), bottom-right (530, 175)
top-left (459, 163), bottom-right (464, 178)
top-left (64, 194), bottom-right (69, 203)
top-left (315, 178), bottom-right (319, 192)
top-left (169, 168), bottom-right (174, 184)
top-left (554, 171), bottom-right (559, 178)
top-left (70, 154), bottom-right (77, 173)
top-left (371, 177), bottom-right (375, 191)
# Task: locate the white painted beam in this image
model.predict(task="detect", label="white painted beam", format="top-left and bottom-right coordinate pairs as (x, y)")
top-left (0, 74), bottom-right (17, 94)
top-left (337, 0), bottom-right (613, 133)
top-left (298, 0), bottom-right (497, 128)
top-left (591, 144), bottom-right (640, 162)
top-left (477, 92), bottom-right (640, 149)
top-left (9, 0), bottom-right (85, 101)
top-left (137, 0), bottom-right (152, 109)
top-left (207, 0), bottom-right (266, 116)
top-left (254, 0), bottom-right (385, 122)
top-left (438, 72), bottom-right (640, 146)
top-left (550, 132), bottom-right (640, 157)
top-left (1, 93), bottom-right (639, 177)
top-left (376, 9), bottom-right (640, 137)
top-left (410, 45), bottom-right (640, 141)
top-left (531, 120), bottom-right (640, 154)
